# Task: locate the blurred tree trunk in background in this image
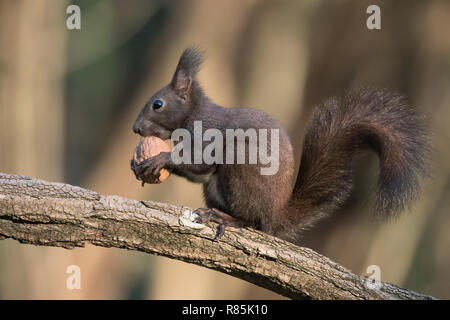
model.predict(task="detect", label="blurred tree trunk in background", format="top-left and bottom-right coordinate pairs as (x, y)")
top-left (0, 0), bottom-right (65, 179)
top-left (0, 0), bottom-right (67, 298)
top-left (236, 0), bottom-right (318, 156)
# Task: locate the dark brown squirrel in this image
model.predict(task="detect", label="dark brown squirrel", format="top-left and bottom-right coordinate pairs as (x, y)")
top-left (131, 47), bottom-right (431, 241)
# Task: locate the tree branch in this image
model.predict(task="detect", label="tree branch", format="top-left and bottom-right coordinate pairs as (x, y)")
top-left (0, 173), bottom-right (434, 300)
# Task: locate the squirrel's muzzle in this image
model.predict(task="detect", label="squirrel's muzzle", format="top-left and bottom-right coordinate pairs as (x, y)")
top-left (133, 121), bottom-right (142, 136)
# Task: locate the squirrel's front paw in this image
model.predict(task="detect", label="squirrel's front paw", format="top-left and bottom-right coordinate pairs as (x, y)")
top-left (134, 152), bottom-right (171, 181)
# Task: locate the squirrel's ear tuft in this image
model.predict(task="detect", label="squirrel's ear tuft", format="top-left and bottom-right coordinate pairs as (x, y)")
top-left (171, 46), bottom-right (204, 97)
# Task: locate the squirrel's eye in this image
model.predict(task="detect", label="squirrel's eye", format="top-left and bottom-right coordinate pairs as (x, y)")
top-left (153, 99), bottom-right (164, 110)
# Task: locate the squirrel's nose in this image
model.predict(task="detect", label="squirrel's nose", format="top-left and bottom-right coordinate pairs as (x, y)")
top-left (133, 123), bottom-right (142, 135)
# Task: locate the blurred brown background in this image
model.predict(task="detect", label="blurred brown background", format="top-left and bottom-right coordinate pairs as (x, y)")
top-left (0, 0), bottom-right (449, 299)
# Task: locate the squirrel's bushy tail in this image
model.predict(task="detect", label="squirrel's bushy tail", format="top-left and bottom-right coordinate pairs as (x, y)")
top-left (287, 88), bottom-right (431, 233)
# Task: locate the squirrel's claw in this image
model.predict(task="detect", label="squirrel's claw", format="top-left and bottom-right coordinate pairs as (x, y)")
top-left (213, 224), bottom-right (226, 241)
top-left (193, 207), bottom-right (237, 241)
top-left (130, 159), bottom-right (140, 180)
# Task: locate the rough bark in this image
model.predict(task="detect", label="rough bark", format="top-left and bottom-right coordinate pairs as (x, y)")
top-left (0, 173), bottom-right (434, 300)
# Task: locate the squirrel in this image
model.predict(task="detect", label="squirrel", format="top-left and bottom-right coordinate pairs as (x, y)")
top-left (132, 47), bottom-right (431, 241)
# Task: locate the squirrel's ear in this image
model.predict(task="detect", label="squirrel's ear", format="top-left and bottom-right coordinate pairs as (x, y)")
top-left (171, 47), bottom-right (204, 98)
top-left (171, 68), bottom-right (192, 98)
